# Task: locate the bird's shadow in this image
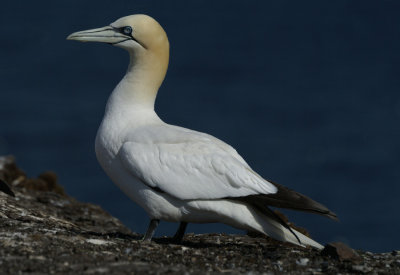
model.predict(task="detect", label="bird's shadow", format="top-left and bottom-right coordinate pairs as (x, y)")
top-left (79, 231), bottom-right (221, 248)
top-left (100, 232), bottom-right (244, 249)
top-left (153, 237), bottom-right (225, 249)
top-left (81, 230), bottom-right (302, 251)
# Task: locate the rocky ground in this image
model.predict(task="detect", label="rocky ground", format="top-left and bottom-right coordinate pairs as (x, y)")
top-left (0, 155), bottom-right (399, 274)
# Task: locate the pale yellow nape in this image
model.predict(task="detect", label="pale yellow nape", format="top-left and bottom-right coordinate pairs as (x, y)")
top-left (111, 15), bottom-right (169, 103)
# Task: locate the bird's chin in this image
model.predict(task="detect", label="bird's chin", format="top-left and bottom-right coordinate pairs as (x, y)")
top-left (112, 39), bottom-right (142, 52)
top-left (108, 38), bottom-right (131, 45)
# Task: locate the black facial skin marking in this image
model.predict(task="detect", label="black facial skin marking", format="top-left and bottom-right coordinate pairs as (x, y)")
top-left (111, 26), bottom-right (147, 49)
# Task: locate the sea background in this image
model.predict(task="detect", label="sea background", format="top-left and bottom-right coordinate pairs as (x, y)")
top-left (1, 1), bottom-right (399, 252)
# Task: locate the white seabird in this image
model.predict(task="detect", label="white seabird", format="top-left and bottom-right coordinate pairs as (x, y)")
top-left (67, 14), bottom-right (337, 249)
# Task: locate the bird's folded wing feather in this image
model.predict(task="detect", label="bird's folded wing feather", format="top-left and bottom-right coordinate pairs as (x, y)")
top-left (118, 126), bottom-right (277, 200)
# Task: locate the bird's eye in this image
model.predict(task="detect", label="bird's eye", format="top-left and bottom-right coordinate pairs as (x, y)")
top-left (123, 26), bottom-right (132, 35)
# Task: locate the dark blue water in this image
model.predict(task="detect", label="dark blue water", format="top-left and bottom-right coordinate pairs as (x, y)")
top-left (1, 1), bottom-right (399, 252)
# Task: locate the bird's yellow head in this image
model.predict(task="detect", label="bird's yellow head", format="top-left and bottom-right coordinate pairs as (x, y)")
top-left (67, 14), bottom-right (170, 91)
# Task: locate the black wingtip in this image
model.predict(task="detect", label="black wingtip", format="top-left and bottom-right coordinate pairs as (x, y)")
top-left (258, 180), bottom-right (339, 222)
top-left (326, 211), bottom-right (339, 222)
top-left (0, 179), bottom-right (15, 197)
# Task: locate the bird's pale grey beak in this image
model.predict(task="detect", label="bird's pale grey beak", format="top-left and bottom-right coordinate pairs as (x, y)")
top-left (67, 26), bottom-right (129, 44)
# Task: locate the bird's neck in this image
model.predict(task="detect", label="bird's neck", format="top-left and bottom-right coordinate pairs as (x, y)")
top-left (105, 49), bottom-right (169, 114)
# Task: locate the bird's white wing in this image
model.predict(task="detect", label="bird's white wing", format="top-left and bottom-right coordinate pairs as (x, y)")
top-left (118, 126), bottom-right (277, 200)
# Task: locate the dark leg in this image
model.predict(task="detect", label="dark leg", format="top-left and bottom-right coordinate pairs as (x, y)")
top-left (142, 219), bottom-right (160, 242)
top-left (172, 222), bottom-right (188, 243)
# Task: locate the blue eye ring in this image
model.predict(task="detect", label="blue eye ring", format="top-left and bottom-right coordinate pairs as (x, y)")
top-left (123, 26), bottom-right (132, 35)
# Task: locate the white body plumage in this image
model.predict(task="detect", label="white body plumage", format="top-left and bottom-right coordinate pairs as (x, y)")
top-left (68, 14), bottom-right (334, 250)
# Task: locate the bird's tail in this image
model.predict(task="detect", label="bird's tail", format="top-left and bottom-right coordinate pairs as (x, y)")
top-left (248, 208), bottom-right (324, 250)
top-left (277, 222), bottom-right (324, 250)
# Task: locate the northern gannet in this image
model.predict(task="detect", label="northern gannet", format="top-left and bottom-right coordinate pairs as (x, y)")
top-left (67, 14), bottom-right (337, 249)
